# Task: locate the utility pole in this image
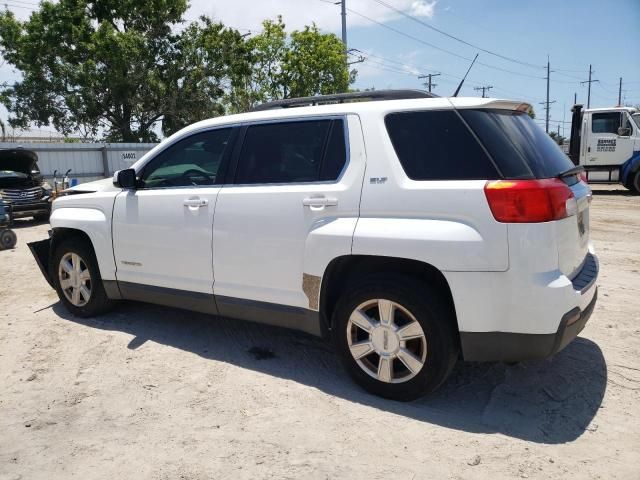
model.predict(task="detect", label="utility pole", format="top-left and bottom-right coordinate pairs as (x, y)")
top-left (473, 85), bottom-right (493, 98)
top-left (418, 73), bottom-right (441, 93)
top-left (545, 58), bottom-right (551, 133)
top-left (581, 64), bottom-right (599, 109)
top-left (574, 92), bottom-right (577, 105)
top-left (340, 0), bottom-right (347, 51)
top-left (618, 77), bottom-right (622, 106)
top-left (539, 99), bottom-right (556, 133)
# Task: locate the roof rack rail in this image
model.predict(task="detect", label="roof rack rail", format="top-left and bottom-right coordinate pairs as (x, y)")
top-left (251, 89), bottom-right (437, 111)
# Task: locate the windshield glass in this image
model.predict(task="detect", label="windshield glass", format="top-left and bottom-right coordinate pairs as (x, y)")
top-left (633, 114), bottom-right (640, 130)
top-left (460, 109), bottom-right (575, 179)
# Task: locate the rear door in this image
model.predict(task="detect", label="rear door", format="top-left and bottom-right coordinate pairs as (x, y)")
top-left (212, 115), bottom-right (364, 310)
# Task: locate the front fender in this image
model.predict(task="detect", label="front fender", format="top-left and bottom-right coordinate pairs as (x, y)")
top-left (49, 207), bottom-right (116, 281)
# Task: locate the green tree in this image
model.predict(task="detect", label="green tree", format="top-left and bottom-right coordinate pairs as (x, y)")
top-left (229, 17), bottom-right (354, 112)
top-left (0, 1), bottom-right (246, 141)
top-left (282, 23), bottom-right (352, 98)
top-left (548, 131), bottom-right (566, 145)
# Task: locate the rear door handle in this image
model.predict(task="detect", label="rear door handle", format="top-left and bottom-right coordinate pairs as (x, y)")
top-left (302, 196), bottom-right (338, 207)
top-left (184, 197), bottom-right (208, 208)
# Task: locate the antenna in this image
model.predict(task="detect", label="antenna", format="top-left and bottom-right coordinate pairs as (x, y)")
top-left (453, 54), bottom-right (479, 97)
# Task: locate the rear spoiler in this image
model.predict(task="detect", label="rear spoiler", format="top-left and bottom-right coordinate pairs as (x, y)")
top-left (448, 98), bottom-right (534, 115)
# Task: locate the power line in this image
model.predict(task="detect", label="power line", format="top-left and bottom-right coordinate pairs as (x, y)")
top-left (351, 47), bottom-right (535, 100)
top-left (341, 5), bottom-right (545, 80)
top-left (367, 0), bottom-right (545, 70)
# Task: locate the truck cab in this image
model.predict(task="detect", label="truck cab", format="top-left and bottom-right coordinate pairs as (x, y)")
top-left (569, 105), bottom-right (640, 191)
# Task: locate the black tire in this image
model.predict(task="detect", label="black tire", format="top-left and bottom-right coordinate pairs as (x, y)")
top-left (632, 170), bottom-right (640, 194)
top-left (332, 274), bottom-right (459, 401)
top-left (0, 229), bottom-right (17, 250)
top-left (51, 237), bottom-right (114, 317)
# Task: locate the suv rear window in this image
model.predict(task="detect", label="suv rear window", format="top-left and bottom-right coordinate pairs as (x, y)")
top-left (385, 110), bottom-right (499, 180)
top-left (460, 109), bottom-right (574, 179)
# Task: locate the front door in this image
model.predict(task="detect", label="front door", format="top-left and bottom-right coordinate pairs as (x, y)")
top-left (587, 111), bottom-right (635, 167)
top-left (212, 116), bottom-right (365, 310)
top-left (112, 127), bottom-right (235, 294)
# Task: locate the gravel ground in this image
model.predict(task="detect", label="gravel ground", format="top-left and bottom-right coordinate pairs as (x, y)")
top-left (1, 185), bottom-right (639, 480)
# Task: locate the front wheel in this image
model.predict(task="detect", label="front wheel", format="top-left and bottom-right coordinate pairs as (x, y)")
top-left (52, 237), bottom-right (114, 317)
top-left (332, 275), bottom-right (458, 401)
top-left (632, 170), bottom-right (640, 194)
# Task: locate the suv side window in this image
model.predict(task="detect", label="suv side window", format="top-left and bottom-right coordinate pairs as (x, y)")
top-left (234, 119), bottom-right (346, 184)
top-left (385, 110), bottom-right (499, 180)
top-left (140, 128), bottom-right (233, 188)
top-left (592, 112), bottom-right (621, 134)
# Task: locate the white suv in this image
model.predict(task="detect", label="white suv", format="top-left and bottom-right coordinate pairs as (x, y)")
top-left (29, 90), bottom-right (598, 400)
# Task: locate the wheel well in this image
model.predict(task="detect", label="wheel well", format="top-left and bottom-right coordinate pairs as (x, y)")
top-left (50, 227), bottom-right (93, 253)
top-left (49, 228), bottom-right (94, 273)
top-left (320, 255), bottom-right (459, 337)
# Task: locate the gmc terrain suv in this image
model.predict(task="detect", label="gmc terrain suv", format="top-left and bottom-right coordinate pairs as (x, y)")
top-left (0, 148), bottom-right (52, 221)
top-left (29, 90), bottom-right (598, 400)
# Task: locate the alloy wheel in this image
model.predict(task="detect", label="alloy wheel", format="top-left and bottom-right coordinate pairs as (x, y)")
top-left (347, 299), bottom-right (427, 384)
top-left (58, 252), bottom-right (92, 307)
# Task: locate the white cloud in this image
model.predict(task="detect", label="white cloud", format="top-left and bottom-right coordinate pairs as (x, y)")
top-left (187, 0), bottom-right (437, 33)
top-left (410, 1), bottom-right (437, 18)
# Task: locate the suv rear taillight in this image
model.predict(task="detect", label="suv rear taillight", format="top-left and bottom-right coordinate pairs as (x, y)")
top-left (484, 179), bottom-right (576, 223)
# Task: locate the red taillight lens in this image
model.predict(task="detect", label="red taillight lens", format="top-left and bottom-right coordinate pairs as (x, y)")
top-left (484, 179), bottom-right (575, 223)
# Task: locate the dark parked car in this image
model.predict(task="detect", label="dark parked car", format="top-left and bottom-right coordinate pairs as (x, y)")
top-left (0, 148), bottom-right (52, 222)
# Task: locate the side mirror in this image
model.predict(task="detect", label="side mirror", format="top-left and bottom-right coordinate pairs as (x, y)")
top-left (113, 168), bottom-right (137, 189)
top-left (617, 126), bottom-right (631, 137)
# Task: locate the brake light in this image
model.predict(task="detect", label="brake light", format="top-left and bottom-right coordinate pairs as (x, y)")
top-left (484, 179), bottom-right (575, 223)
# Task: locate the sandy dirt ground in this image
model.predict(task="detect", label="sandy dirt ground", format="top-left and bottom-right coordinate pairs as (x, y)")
top-left (0, 185), bottom-right (639, 480)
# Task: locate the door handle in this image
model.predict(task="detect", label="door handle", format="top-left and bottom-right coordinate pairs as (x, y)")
top-left (302, 196), bottom-right (338, 207)
top-left (183, 197), bottom-right (208, 208)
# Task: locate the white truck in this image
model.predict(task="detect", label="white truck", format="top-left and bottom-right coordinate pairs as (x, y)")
top-left (568, 105), bottom-right (640, 192)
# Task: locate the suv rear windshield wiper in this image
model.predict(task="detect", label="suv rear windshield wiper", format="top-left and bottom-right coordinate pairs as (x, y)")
top-left (558, 165), bottom-right (584, 179)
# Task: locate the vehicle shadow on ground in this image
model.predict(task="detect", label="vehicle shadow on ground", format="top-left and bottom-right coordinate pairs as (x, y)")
top-left (51, 301), bottom-right (607, 445)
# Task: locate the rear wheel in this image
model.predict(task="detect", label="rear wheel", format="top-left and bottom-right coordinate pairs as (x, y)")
top-left (333, 274), bottom-right (458, 401)
top-left (52, 237), bottom-right (114, 317)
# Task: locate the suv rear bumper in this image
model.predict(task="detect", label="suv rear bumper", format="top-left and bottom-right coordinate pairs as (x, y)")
top-left (459, 288), bottom-right (597, 362)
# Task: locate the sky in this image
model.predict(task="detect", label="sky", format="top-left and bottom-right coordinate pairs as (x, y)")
top-left (1, 0), bottom-right (640, 138)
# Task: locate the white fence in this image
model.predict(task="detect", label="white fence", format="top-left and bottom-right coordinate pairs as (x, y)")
top-left (0, 142), bottom-right (157, 184)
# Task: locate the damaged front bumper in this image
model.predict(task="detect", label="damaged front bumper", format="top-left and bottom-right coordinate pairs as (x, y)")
top-left (28, 237), bottom-right (54, 288)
